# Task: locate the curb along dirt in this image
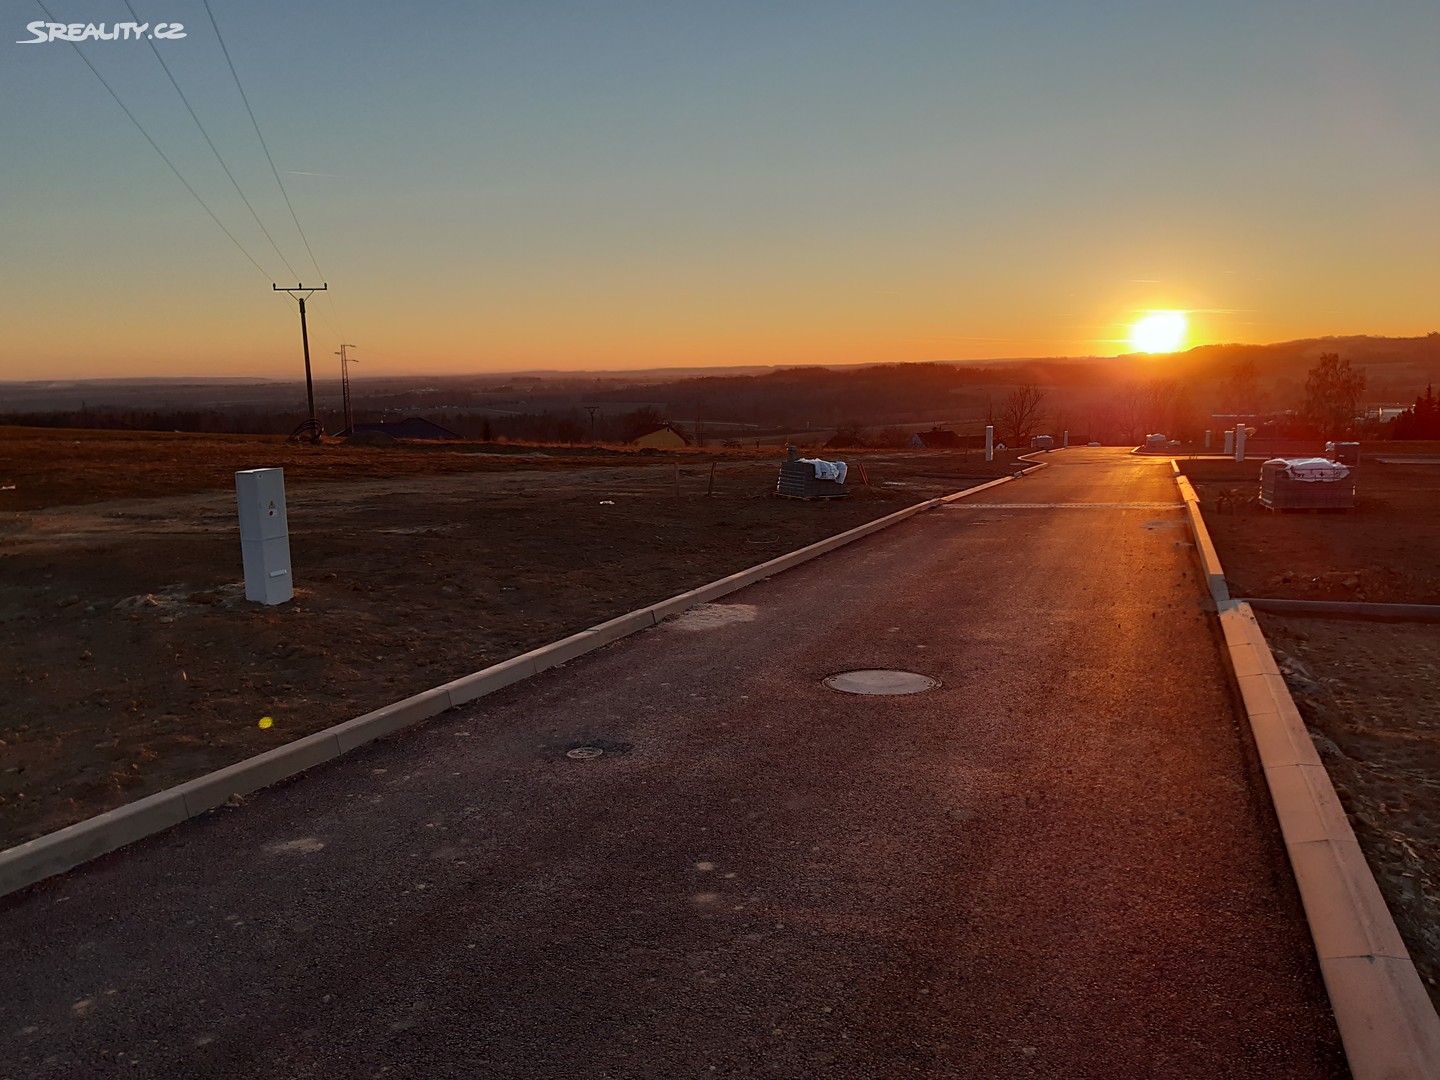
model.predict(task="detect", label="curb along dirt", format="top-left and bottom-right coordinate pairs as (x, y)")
top-left (1171, 459), bottom-right (1440, 1079)
top-left (0, 461), bottom-right (1048, 899)
top-left (1239, 597), bottom-right (1440, 622)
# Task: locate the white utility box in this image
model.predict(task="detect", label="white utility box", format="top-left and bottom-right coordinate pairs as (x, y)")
top-left (236, 467), bottom-right (293, 605)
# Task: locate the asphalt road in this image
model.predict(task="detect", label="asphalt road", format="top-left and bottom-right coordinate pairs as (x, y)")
top-left (0, 448), bottom-right (1348, 1079)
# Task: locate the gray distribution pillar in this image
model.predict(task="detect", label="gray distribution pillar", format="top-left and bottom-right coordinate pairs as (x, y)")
top-left (985, 425), bottom-right (994, 462)
top-left (1205, 430), bottom-right (1212, 449)
top-left (236, 467), bottom-right (294, 605)
top-left (1223, 430), bottom-right (1235, 456)
top-left (1062, 430), bottom-right (1069, 448)
top-left (1234, 425), bottom-right (1247, 462)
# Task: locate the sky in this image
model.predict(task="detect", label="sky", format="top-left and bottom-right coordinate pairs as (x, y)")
top-left (4, 0), bottom-right (1440, 379)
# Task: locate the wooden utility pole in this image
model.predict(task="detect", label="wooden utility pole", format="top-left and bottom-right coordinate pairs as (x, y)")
top-left (273, 283), bottom-right (327, 441)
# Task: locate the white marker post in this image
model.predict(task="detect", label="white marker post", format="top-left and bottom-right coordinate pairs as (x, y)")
top-left (985, 425), bottom-right (994, 462)
top-left (236, 468), bottom-right (293, 605)
top-left (1234, 425), bottom-right (1247, 462)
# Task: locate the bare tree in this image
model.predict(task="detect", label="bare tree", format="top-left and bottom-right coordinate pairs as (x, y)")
top-left (1000, 384), bottom-right (1047, 445)
top-left (1304, 353), bottom-right (1365, 438)
top-left (1219, 358), bottom-right (1264, 414)
top-left (829, 420), bottom-right (869, 448)
top-left (1110, 381), bottom-right (1148, 444)
top-left (1144, 378), bottom-right (1196, 439)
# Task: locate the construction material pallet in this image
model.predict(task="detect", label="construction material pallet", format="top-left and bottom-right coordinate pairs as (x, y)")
top-left (776, 460), bottom-right (850, 499)
top-left (1259, 461), bottom-right (1354, 510)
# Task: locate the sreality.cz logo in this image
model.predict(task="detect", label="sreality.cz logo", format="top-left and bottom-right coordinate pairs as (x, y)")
top-left (17, 21), bottom-right (187, 44)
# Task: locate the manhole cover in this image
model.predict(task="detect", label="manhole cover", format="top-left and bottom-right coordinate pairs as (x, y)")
top-left (565, 746), bottom-right (605, 760)
top-left (823, 670), bottom-right (940, 695)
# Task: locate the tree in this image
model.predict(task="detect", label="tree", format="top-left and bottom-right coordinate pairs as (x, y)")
top-left (1303, 353), bottom-right (1366, 438)
top-left (1219, 358), bottom-right (1264, 414)
top-left (621, 406), bottom-right (664, 442)
top-left (999, 384), bottom-right (1047, 445)
top-left (1108, 381), bottom-right (1148, 444)
top-left (1144, 378), bottom-right (1196, 439)
top-left (1391, 385), bottom-right (1440, 439)
top-left (827, 420), bottom-right (869, 448)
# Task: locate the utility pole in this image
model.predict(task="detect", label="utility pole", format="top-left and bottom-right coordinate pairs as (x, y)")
top-left (336, 344), bottom-right (358, 434)
top-left (584, 404), bottom-right (599, 442)
top-left (273, 283), bottom-right (327, 441)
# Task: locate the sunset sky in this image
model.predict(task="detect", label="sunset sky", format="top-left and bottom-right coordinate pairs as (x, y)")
top-left (5, 1), bottom-right (1440, 379)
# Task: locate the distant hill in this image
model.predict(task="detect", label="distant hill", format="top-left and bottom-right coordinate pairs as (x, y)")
top-left (5, 334), bottom-right (1435, 442)
top-left (1165, 334), bottom-right (1440, 401)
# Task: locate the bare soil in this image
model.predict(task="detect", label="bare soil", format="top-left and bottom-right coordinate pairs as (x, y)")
top-left (1179, 444), bottom-right (1440, 604)
top-left (0, 427), bottom-right (1025, 849)
top-left (1179, 444), bottom-right (1440, 1008)
top-left (1258, 615), bottom-right (1440, 1008)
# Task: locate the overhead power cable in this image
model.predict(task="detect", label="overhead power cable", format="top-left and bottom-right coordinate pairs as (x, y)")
top-left (201, 0), bottom-right (345, 339)
top-left (123, 0), bottom-right (301, 281)
top-left (32, 0), bottom-right (276, 281)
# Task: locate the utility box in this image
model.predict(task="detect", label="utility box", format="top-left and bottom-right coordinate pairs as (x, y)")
top-left (236, 467), bottom-right (294, 604)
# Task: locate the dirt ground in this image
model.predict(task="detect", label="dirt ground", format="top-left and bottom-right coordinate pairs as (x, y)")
top-left (0, 427), bottom-right (1026, 849)
top-left (1179, 445), bottom-right (1440, 604)
top-left (1258, 614), bottom-right (1440, 1008)
top-left (1178, 444), bottom-right (1440, 1008)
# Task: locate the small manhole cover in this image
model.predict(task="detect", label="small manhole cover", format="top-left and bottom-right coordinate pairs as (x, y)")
top-left (565, 746), bottom-right (605, 760)
top-left (823, 670), bottom-right (940, 695)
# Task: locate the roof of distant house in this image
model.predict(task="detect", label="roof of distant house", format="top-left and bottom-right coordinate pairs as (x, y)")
top-left (910, 427), bottom-right (961, 448)
top-left (630, 422), bottom-right (692, 444)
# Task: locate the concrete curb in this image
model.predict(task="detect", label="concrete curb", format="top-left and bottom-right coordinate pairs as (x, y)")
top-left (1171, 461), bottom-right (1230, 606)
top-left (1239, 597), bottom-right (1440, 623)
top-left (0, 466), bottom-right (1042, 900)
top-left (1172, 463), bottom-right (1440, 1079)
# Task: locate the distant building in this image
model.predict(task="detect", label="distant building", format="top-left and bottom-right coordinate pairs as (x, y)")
top-left (1366, 405), bottom-right (1409, 423)
top-left (630, 423), bottom-right (692, 448)
top-left (349, 417), bottom-right (463, 441)
top-left (908, 427), bottom-right (962, 449)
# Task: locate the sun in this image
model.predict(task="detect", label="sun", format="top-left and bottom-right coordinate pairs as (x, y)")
top-left (1129, 310), bottom-right (1188, 353)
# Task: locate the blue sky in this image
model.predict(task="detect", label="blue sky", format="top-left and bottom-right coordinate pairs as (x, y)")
top-left (4, 1), bottom-right (1440, 377)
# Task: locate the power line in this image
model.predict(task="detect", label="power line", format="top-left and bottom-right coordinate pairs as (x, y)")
top-left (32, 0), bottom-right (276, 281)
top-left (201, 0), bottom-right (343, 340)
top-left (201, 0), bottom-right (347, 342)
top-left (123, 0), bottom-right (301, 281)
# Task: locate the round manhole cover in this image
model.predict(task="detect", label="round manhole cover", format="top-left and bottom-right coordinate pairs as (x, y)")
top-left (823, 670), bottom-right (940, 696)
top-left (565, 746), bottom-right (605, 760)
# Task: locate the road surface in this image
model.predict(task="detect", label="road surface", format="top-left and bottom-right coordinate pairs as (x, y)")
top-left (0, 448), bottom-right (1347, 1078)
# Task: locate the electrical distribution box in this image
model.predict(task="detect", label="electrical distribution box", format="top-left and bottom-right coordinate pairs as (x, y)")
top-left (236, 467), bottom-right (293, 605)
